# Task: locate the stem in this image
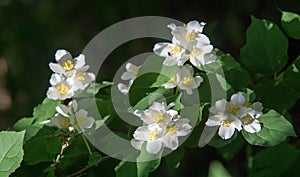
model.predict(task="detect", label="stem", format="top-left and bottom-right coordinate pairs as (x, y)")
top-left (67, 156), bottom-right (110, 177)
top-left (67, 165), bottom-right (91, 177)
top-left (81, 134), bottom-right (92, 155)
top-left (175, 87), bottom-right (179, 95)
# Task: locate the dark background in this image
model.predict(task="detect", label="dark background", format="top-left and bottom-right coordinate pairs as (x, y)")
top-left (0, 0), bottom-right (299, 130)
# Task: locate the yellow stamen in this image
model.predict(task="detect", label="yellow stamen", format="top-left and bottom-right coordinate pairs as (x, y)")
top-left (132, 66), bottom-right (139, 75)
top-left (185, 32), bottom-right (196, 41)
top-left (169, 45), bottom-right (182, 55)
top-left (60, 118), bottom-right (70, 127)
top-left (228, 103), bottom-right (240, 114)
top-left (76, 118), bottom-right (86, 126)
top-left (182, 76), bottom-right (193, 85)
top-left (76, 72), bottom-right (86, 81)
top-left (166, 126), bottom-right (178, 135)
top-left (148, 131), bottom-right (159, 141)
top-left (56, 83), bottom-right (69, 94)
top-left (153, 113), bottom-right (164, 123)
top-left (189, 49), bottom-right (201, 58)
top-left (241, 115), bottom-right (254, 125)
top-left (221, 119), bottom-right (231, 127)
top-left (62, 60), bottom-right (75, 71)
top-left (244, 100), bottom-right (252, 108)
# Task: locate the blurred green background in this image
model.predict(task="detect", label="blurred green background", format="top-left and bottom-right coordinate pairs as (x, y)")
top-left (0, 0), bottom-right (299, 131)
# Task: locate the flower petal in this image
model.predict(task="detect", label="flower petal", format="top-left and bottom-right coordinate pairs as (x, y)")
top-left (146, 141), bottom-right (162, 154)
top-left (219, 126), bottom-right (235, 140)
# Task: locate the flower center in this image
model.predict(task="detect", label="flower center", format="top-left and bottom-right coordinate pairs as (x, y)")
top-left (189, 49), bottom-right (201, 58)
top-left (132, 66), bottom-right (139, 75)
top-left (169, 45), bottom-right (182, 55)
top-left (148, 131), bottom-right (159, 141)
top-left (62, 60), bottom-right (75, 71)
top-left (76, 72), bottom-right (86, 81)
top-left (169, 76), bottom-right (176, 83)
top-left (221, 119), bottom-right (231, 127)
top-left (228, 103), bottom-right (240, 114)
top-left (243, 100), bottom-right (251, 108)
top-left (56, 83), bottom-right (69, 94)
top-left (153, 113), bottom-right (164, 123)
top-left (75, 117), bottom-right (86, 127)
top-left (241, 115), bottom-right (254, 125)
top-left (182, 76), bottom-right (193, 85)
top-left (60, 118), bottom-right (70, 127)
top-left (166, 125), bottom-right (178, 135)
top-left (185, 32), bottom-right (196, 41)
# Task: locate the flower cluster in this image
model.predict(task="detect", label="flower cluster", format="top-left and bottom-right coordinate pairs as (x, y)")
top-left (44, 49), bottom-right (96, 132)
top-left (153, 20), bottom-right (216, 95)
top-left (47, 49), bottom-right (95, 100)
top-left (117, 62), bottom-right (140, 94)
top-left (206, 92), bottom-right (263, 140)
top-left (131, 102), bottom-right (192, 154)
top-left (153, 20), bottom-right (216, 67)
top-left (43, 100), bottom-right (95, 132)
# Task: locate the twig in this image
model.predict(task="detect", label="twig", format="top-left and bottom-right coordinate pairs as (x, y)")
top-left (67, 156), bottom-right (110, 177)
top-left (81, 134), bottom-right (92, 155)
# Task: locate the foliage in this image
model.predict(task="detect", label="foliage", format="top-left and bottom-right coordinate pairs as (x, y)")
top-left (3, 11), bottom-right (300, 177)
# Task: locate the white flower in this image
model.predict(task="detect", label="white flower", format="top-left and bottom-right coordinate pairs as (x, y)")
top-left (206, 114), bottom-right (242, 140)
top-left (118, 79), bottom-right (133, 95)
top-left (121, 63), bottom-right (140, 80)
top-left (132, 123), bottom-right (165, 154)
top-left (154, 21), bottom-right (216, 67)
top-left (153, 43), bottom-right (187, 66)
top-left (45, 100), bottom-right (95, 132)
top-left (49, 49), bottom-right (86, 77)
top-left (207, 91), bottom-right (263, 139)
top-left (50, 113), bottom-right (71, 129)
top-left (163, 65), bottom-right (203, 94)
top-left (70, 109), bottom-right (95, 132)
top-left (131, 101), bottom-right (192, 153)
top-left (134, 102), bottom-right (176, 126)
top-left (67, 66), bottom-right (96, 91)
top-left (169, 21), bottom-right (206, 51)
top-left (240, 110), bottom-right (261, 133)
top-left (162, 118), bottom-right (192, 150)
top-left (47, 73), bottom-right (74, 100)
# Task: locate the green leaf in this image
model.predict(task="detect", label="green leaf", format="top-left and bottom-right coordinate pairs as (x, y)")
top-left (138, 54), bottom-right (177, 80)
top-left (10, 117), bottom-right (43, 143)
top-left (224, 67), bottom-right (250, 91)
top-left (11, 117), bottom-right (34, 131)
top-left (249, 143), bottom-right (299, 177)
top-left (33, 98), bottom-right (61, 122)
top-left (240, 16), bottom-right (288, 75)
top-left (242, 110), bottom-right (296, 146)
top-left (130, 87), bottom-right (169, 111)
top-left (136, 143), bottom-right (162, 177)
top-left (78, 81), bottom-right (113, 96)
top-left (215, 49), bottom-right (241, 72)
top-left (115, 161), bottom-right (137, 177)
top-left (281, 11), bottom-right (300, 39)
top-left (88, 152), bottom-right (102, 166)
top-left (208, 131), bottom-right (237, 148)
top-left (23, 127), bottom-right (61, 165)
top-left (200, 48), bottom-right (240, 72)
top-left (283, 57), bottom-right (300, 96)
top-left (165, 146), bottom-right (185, 169)
top-left (254, 80), bottom-right (298, 112)
top-left (208, 160), bottom-right (232, 177)
top-left (0, 131), bottom-right (25, 177)
top-left (216, 73), bottom-right (231, 91)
